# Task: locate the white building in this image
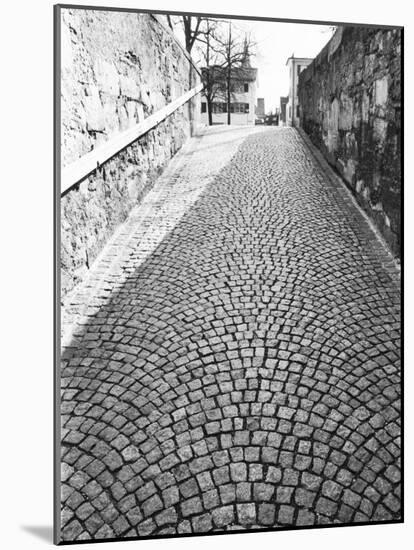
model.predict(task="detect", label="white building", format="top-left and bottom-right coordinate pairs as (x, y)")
top-left (200, 61), bottom-right (258, 126)
top-left (286, 56), bottom-right (313, 127)
top-left (256, 97), bottom-right (265, 121)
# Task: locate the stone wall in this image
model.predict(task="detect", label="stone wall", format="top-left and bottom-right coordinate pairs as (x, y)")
top-left (60, 8), bottom-right (201, 297)
top-left (298, 26), bottom-right (401, 256)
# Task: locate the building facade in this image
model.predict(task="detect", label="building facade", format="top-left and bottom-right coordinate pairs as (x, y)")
top-left (279, 96), bottom-right (289, 125)
top-left (285, 56), bottom-right (313, 126)
top-left (255, 97), bottom-right (265, 121)
top-left (200, 62), bottom-right (258, 126)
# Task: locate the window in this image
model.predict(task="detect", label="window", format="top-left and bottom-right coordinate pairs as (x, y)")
top-left (244, 83), bottom-right (249, 93)
top-left (201, 102), bottom-right (207, 113)
top-left (212, 102), bottom-right (227, 113)
top-left (296, 105), bottom-right (300, 118)
top-left (211, 102), bottom-right (251, 114)
top-left (229, 103), bottom-right (250, 114)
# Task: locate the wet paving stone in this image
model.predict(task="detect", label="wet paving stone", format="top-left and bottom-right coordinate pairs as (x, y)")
top-left (60, 127), bottom-right (401, 541)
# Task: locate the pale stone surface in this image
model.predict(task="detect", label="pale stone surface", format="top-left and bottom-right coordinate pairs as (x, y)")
top-left (375, 76), bottom-right (389, 107)
top-left (84, 88), bottom-right (105, 132)
top-left (327, 98), bottom-right (339, 153)
top-left (60, 9), bottom-right (200, 166)
top-left (373, 118), bottom-right (388, 141)
top-left (60, 8), bottom-right (201, 298)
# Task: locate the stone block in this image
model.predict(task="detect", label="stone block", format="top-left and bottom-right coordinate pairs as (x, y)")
top-left (84, 88), bottom-right (105, 133)
top-left (119, 75), bottom-right (140, 101)
top-left (94, 59), bottom-right (120, 96)
top-left (375, 76), bottom-right (388, 107)
top-left (373, 118), bottom-right (388, 142)
top-left (212, 505), bottom-right (235, 527)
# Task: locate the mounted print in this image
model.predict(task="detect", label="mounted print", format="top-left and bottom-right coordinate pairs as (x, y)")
top-left (54, 3), bottom-right (402, 544)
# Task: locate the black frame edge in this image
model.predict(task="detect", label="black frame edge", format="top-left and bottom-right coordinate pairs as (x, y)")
top-left (55, 3), bottom-right (403, 30)
top-left (54, 3), bottom-right (62, 546)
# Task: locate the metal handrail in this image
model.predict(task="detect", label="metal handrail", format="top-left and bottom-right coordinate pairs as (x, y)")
top-left (61, 82), bottom-right (203, 196)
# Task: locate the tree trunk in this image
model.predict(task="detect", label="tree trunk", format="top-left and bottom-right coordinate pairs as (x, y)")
top-left (226, 80), bottom-right (231, 125)
top-left (206, 23), bottom-right (214, 127)
top-left (207, 97), bottom-right (213, 126)
top-left (184, 17), bottom-right (192, 53)
top-left (226, 23), bottom-right (232, 125)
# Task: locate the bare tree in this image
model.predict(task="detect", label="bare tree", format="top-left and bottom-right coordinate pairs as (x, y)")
top-left (209, 23), bottom-right (256, 125)
top-left (178, 17), bottom-right (236, 126)
top-left (167, 17), bottom-right (256, 126)
top-left (166, 15), bottom-right (174, 30)
top-left (181, 15), bottom-right (205, 53)
top-left (168, 15), bottom-right (211, 134)
top-left (198, 20), bottom-right (227, 125)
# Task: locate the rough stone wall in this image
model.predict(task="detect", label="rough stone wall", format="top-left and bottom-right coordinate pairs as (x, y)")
top-left (60, 8), bottom-right (200, 297)
top-left (298, 27), bottom-right (401, 256)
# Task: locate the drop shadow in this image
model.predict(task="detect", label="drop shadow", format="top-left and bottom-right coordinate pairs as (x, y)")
top-left (21, 525), bottom-right (54, 543)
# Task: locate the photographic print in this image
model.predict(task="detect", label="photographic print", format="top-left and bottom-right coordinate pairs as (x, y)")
top-left (55, 4), bottom-right (402, 544)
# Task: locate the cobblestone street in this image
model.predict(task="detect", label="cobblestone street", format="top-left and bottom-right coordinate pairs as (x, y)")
top-left (60, 127), bottom-right (401, 541)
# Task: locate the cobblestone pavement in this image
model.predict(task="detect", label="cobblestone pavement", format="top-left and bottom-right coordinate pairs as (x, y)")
top-left (60, 127), bottom-right (401, 542)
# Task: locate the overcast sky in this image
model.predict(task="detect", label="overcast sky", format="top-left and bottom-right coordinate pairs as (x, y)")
top-left (236, 20), bottom-right (335, 112)
top-left (175, 17), bottom-right (335, 114)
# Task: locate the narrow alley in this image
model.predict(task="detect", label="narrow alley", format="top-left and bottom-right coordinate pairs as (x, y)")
top-left (60, 126), bottom-right (401, 540)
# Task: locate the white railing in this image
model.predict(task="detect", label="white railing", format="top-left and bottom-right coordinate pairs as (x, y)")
top-left (61, 82), bottom-right (203, 195)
